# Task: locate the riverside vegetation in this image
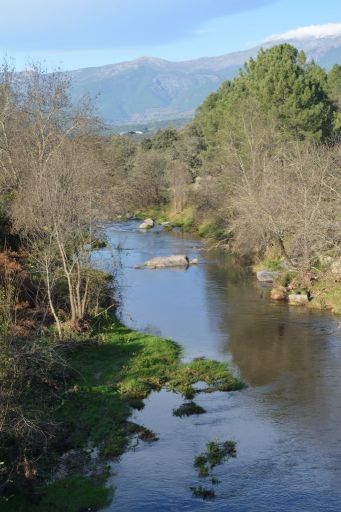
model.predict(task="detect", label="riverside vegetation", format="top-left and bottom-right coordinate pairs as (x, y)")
top-left (191, 440), bottom-right (237, 499)
top-left (2, 42), bottom-right (341, 510)
top-left (110, 44), bottom-right (341, 314)
top-left (0, 62), bottom-right (243, 510)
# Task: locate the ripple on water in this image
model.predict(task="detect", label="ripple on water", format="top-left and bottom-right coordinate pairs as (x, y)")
top-left (95, 222), bottom-right (341, 512)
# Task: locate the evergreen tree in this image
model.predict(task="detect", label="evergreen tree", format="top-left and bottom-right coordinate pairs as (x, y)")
top-left (195, 44), bottom-right (334, 147)
top-left (327, 64), bottom-right (341, 132)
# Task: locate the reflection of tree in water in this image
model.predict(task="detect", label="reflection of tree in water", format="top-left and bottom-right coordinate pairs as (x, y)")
top-left (202, 255), bottom-right (341, 428)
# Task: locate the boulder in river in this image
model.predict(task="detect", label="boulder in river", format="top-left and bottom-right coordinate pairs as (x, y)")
top-left (139, 255), bottom-right (190, 268)
top-left (256, 270), bottom-right (280, 283)
top-left (139, 218), bottom-right (155, 230)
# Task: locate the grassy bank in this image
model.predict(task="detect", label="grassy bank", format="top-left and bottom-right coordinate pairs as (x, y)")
top-left (135, 206), bottom-right (195, 232)
top-left (134, 206), bottom-right (227, 240)
top-left (2, 315), bottom-right (244, 512)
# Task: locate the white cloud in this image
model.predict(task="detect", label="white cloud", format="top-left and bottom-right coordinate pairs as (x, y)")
top-left (265, 23), bottom-right (341, 42)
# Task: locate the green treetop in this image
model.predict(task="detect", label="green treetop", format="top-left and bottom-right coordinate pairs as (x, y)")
top-left (195, 44), bottom-right (334, 146)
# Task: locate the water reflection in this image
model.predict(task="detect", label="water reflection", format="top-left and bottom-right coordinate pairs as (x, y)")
top-left (96, 222), bottom-right (341, 512)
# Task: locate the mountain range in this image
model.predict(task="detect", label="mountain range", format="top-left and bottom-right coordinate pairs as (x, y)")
top-left (68, 24), bottom-right (341, 126)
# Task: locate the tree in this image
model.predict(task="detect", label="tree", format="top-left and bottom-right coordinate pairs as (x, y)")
top-left (12, 138), bottom-right (109, 335)
top-left (328, 64), bottom-right (341, 132)
top-left (195, 44), bottom-right (334, 151)
top-left (230, 140), bottom-right (341, 266)
top-left (166, 160), bottom-right (192, 213)
top-left (239, 45), bottom-right (332, 140)
top-left (111, 148), bottom-right (169, 212)
top-left (0, 65), bottom-right (111, 336)
top-left (109, 135), bottom-right (138, 184)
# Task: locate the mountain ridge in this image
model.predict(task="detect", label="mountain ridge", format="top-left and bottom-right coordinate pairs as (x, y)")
top-left (68, 24), bottom-right (341, 125)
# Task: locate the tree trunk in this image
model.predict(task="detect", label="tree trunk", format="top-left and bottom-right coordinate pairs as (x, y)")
top-left (278, 237), bottom-right (293, 266)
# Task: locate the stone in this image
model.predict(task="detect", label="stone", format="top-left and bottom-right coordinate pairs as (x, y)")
top-left (189, 258), bottom-right (199, 265)
top-left (288, 294), bottom-right (309, 306)
top-left (139, 218), bottom-right (155, 230)
top-left (319, 255), bottom-right (333, 266)
top-left (140, 255), bottom-right (190, 268)
top-left (256, 270), bottom-right (280, 283)
top-left (331, 258), bottom-right (341, 275)
top-left (271, 286), bottom-right (288, 301)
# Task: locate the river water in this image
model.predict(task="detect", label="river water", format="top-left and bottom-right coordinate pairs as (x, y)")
top-left (96, 221), bottom-right (341, 512)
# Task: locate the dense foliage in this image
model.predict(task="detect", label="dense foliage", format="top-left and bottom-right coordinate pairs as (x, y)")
top-left (110, 44), bottom-right (341, 269)
top-left (196, 45), bottom-right (334, 144)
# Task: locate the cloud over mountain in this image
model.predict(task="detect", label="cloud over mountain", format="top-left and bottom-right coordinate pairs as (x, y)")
top-left (266, 23), bottom-right (341, 42)
top-left (67, 23), bottom-right (341, 126)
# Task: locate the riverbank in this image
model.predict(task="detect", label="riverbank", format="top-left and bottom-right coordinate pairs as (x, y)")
top-left (1, 315), bottom-right (243, 512)
top-left (133, 206), bottom-right (222, 239)
top-left (135, 209), bottom-right (341, 317)
top-left (254, 255), bottom-right (341, 316)
top-left (14, 220), bottom-right (339, 512)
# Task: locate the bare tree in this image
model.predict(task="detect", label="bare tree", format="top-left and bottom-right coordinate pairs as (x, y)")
top-left (230, 138), bottom-right (341, 266)
top-left (0, 64), bottom-right (111, 336)
top-left (166, 160), bottom-right (192, 213)
top-left (12, 137), bottom-right (110, 334)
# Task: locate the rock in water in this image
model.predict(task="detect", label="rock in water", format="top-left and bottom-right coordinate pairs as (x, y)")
top-left (288, 294), bottom-right (309, 306)
top-left (139, 218), bottom-right (155, 230)
top-left (256, 270), bottom-right (280, 283)
top-left (271, 286), bottom-right (288, 301)
top-left (140, 255), bottom-right (190, 268)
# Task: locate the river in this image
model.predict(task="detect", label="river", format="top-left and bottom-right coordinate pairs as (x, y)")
top-left (95, 221), bottom-right (341, 512)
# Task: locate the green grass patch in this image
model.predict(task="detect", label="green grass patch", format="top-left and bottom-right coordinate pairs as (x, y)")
top-left (126, 422), bottom-right (159, 442)
top-left (134, 206), bottom-right (169, 224)
top-left (4, 314), bottom-right (244, 510)
top-left (254, 257), bottom-right (283, 272)
top-left (309, 279), bottom-right (341, 314)
top-left (194, 440), bottom-right (236, 476)
top-left (168, 208), bottom-right (195, 231)
top-left (56, 318), bottom-right (243, 462)
top-left (198, 221), bottom-right (225, 240)
top-left (190, 486), bottom-right (215, 500)
top-left (33, 475), bottom-right (112, 512)
top-left (167, 357), bottom-right (245, 397)
top-left (58, 317), bottom-right (182, 456)
top-left (1, 475), bottom-right (112, 512)
top-left (191, 440), bottom-right (237, 500)
top-left (173, 401), bottom-right (206, 417)
top-left (59, 317), bottom-right (243, 458)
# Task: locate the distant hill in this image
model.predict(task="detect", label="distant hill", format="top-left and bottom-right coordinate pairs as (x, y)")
top-left (68, 24), bottom-right (341, 126)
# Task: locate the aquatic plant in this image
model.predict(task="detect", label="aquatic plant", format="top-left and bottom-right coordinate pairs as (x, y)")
top-left (191, 440), bottom-right (237, 500)
top-left (173, 401), bottom-right (206, 417)
top-left (190, 486), bottom-right (215, 500)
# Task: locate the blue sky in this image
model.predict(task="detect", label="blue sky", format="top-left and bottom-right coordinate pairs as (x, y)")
top-left (0, 0), bottom-right (340, 70)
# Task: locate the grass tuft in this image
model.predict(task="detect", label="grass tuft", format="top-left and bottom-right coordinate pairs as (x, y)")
top-left (190, 486), bottom-right (215, 500)
top-left (191, 440), bottom-right (237, 500)
top-left (173, 401), bottom-right (206, 417)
